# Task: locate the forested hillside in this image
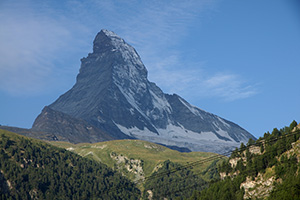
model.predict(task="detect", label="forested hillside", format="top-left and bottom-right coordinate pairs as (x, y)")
top-left (143, 160), bottom-right (208, 199)
top-left (190, 120), bottom-right (300, 200)
top-left (0, 128), bottom-right (226, 200)
top-left (1, 121), bottom-right (299, 200)
top-left (0, 130), bottom-right (140, 200)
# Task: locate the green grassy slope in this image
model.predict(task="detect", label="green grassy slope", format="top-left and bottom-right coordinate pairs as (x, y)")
top-left (51, 139), bottom-right (226, 183)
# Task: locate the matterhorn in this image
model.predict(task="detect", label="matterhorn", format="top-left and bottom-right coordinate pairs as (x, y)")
top-left (32, 29), bottom-right (255, 153)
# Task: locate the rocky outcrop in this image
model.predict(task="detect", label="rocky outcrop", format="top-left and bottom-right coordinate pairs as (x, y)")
top-left (110, 152), bottom-right (145, 183)
top-left (240, 173), bottom-right (276, 199)
top-left (32, 106), bottom-right (115, 143)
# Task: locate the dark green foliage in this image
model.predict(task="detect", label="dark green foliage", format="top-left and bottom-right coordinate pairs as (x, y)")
top-left (230, 147), bottom-right (240, 159)
top-left (201, 159), bottom-right (221, 180)
top-left (275, 154), bottom-right (297, 179)
top-left (239, 142), bottom-right (245, 151)
top-left (269, 154), bottom-right (300, 199)
top-left (189, 120), bottom-right (300, 200)
top-left (0, 130), bottom-right (140, 200)
top-left (143, 160), bottom-right (207, 200)
top-left (247, 138), bottom-right (255, 146)
top-left (218, 160), bottom-right (232, 174)
top-left (190, 176), bottom-right (245, 200)
top-left (227, 120), bottom-right (300, 178)
top-left (290, 120), bottom-right (298, 130)
top-left (268, 174), bottom-right (300, 200)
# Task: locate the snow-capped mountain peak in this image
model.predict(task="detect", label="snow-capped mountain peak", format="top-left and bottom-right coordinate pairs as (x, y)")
top-left (32, 29), bottom-right (256, 153)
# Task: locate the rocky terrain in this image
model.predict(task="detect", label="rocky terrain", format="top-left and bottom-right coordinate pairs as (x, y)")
top-left (32, 29), bottom-right (255, 153)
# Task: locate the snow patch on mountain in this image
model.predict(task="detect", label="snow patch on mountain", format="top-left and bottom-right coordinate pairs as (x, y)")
top-left (115, 122), bottom-right (240, 152)
top-left (178, 97), bottom-right (202, 117)
top-left (115, 83), bottom-right (149, 121)
top-left (216, 129), bottom-right (232, 140)
top-left (217, 117), bottom-right (231, 128)
top-left (102, 29), bottom-right (143, 66)
top-left (149, 90), bottom-right (172, 114)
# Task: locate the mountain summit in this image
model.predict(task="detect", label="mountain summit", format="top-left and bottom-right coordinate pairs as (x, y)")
top-left (32, 29), bottom-right (255, 153)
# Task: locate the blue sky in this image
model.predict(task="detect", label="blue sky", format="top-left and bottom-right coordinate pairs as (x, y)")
top-left (0, 0), bottom-right (299, 138)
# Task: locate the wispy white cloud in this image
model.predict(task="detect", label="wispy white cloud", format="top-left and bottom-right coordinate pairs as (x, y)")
top-left (201, 73), bottom-right (258, 101)
top-left (146, 56), bottom-right (257, 102)
top-left (0, 0), bottom-right (94, 95)
top-left (0, 0), bottom-right (214, 95)
top-left (0, 1), bottom-right (69, 95)
top-left (89, 0), bottom-right (257, 102)
top-left (0, 0), bottom-right (257, 101)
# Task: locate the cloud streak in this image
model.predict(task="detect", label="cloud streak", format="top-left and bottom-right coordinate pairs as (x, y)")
top-left (87, 0), bottom-right (258, 101)
top-left (146, 57), bottom-right (257, 102)
top-left (0, 0), bottom-right (257, 101)
top-left (0, 1), bottom-right (75, 95)
top-left (202, 73), bottom-right (257, 101)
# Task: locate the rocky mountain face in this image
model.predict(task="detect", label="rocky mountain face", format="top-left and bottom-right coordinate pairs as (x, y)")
top-left (32, 29), bottom-right (256, 153)
top-left (32, 106), bottom-right (114, 143)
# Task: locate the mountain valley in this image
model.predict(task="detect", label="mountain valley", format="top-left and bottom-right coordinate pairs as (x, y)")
top-left (1, 121), bottom-right (299, 199)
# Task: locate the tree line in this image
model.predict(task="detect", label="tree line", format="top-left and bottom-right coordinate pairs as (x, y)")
top-left (0, 130), bottom-right (140, 200)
